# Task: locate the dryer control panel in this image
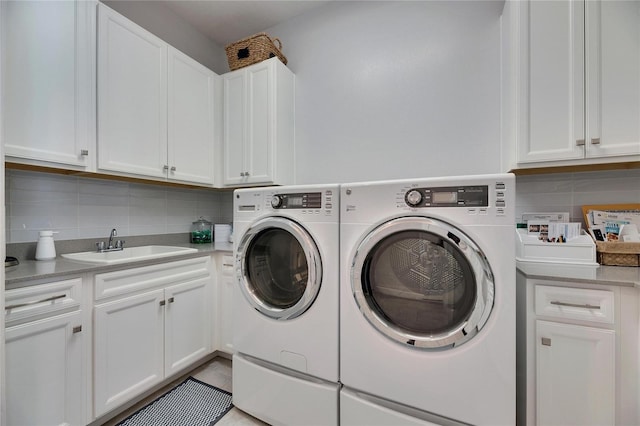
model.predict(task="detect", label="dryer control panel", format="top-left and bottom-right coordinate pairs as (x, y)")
top-left (404, 186), bottom-right (488, 208)
top-left (271, 192), bottom-right (322, 209)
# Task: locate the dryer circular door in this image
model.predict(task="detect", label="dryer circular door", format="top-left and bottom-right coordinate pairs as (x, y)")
top-left (238, 217), bottom-right (322, 320)
top-left (351, 216), bottom-right (494, 349)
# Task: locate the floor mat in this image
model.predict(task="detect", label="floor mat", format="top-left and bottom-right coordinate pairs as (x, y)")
top-left (117, 377), bottom-right (233, 426)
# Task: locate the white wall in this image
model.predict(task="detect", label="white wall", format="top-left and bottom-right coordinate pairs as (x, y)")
top-left (265, 1), bottom-right (504, 184)
top-left (101, 0), bottom-right (227, 73)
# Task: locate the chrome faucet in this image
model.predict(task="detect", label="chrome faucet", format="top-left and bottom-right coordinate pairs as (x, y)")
top-left (108, 228), bottom-right (117, 249)
top-left (96, 228), bottom-right (125, 252)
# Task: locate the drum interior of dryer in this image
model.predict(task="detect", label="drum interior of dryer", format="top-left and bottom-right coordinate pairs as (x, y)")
top-left (352, 216), bottom-right (495, 349)
top-left (362, 230), bottom-right (476, 335)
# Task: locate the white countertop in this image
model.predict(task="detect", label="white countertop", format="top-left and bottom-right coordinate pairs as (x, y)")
top-left (517, 260), bottom-right (640, 288)
top-left (5, 242), bottom-right (233, 289)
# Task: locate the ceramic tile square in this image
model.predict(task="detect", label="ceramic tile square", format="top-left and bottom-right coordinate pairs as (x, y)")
top-left (166, 187), bottom-right (202, 202)
top-left (79, 178), bottom-right (129, 196)
top-left (516, 174), bottom-right (574, 193)
top-left (166, 201), bottom-right (198, 223)
top-left (79, 226), bottom-right (131, 240)
top-left (79, 193), bottom-right (129, 208)
top-left (572, 190), bottom-right (640, 207)
top-left (572, 171), bottom-right (640, 193)
top-left (166, 224), bottom-right (192, 234)
top-left (129, 224), bottom-right (167, 236)
top-left (9, 170), bottom-right (77, 192)
top-left (78, 208), bottom-right (129, 230)
top-left (129, 183), bottom-right (167, 199)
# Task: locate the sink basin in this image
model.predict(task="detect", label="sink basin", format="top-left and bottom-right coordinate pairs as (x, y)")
top-left (61, 245), bottom-right (198, 265)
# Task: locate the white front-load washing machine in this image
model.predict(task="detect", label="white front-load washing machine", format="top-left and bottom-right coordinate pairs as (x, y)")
top-left (232, 184), bottom-right (340, 426)
top-left (340, 174), bottom-right (515, 426)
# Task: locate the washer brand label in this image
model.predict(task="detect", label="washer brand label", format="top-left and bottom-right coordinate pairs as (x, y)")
top-left (346, 205), bottom-right (357, 212)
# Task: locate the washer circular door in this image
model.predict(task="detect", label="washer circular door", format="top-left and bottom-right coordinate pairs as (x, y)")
top-left (238, 217), bottom-right (322, 320)
top-left (351, 216), bottom-right (494, 349)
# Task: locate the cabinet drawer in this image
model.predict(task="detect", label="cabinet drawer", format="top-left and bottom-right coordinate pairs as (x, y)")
top-left (5, 278), bottom-right (82, 326)
top-left (535, 285), bottom-right (614, 324)
top-left (95, 256), bottom-right (211, 301)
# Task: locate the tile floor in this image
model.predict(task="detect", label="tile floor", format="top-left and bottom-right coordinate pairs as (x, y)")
top-left (102, 356), bottom-right (267, 425)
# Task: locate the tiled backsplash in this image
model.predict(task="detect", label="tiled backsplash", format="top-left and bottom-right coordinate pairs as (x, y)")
top-left (5, 170), bottom-right (233, 243)
top-left (515, 169), bottom-right (640, 225)
top-left (6, 168), bottom-right (639, 243)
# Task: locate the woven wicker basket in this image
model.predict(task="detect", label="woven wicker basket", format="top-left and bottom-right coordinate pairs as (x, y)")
top-left (225, 33), bottom-right (287, 71)
top-left (596, 241), bottom-right (640, 266)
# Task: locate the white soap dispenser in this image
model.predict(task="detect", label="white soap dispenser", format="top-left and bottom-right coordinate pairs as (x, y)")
top-left (35, 230), bottom-right (57, 260)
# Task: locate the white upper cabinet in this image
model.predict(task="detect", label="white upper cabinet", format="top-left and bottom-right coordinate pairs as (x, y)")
top-left (223, 58), bottom-right (295, 187)
top-left (586, 1), bottom-right (640, 158)
top-left (97, 3), bottom-right (167, 180)
top-left (97, 3), bottom-right (218, 186)
top-left (503, 0), bottom-right (640, 169)
top-left (168, 47), bottom-right (216, 185)
top-left (1, 0), bottom-right (96, 170)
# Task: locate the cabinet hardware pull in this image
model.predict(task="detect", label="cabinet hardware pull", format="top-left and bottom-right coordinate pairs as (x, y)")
top-left (240, 172), bottom-right (246, 177)
top-left (576, 139), bottom-right (585, 146)
top-left (550, 301), bottom-right (601, 309)
top-left (245, 171), bottom-right (250, 176)
top-left (541, 337), bottom-right (551, 346)
top-left (168, 297), bottom-right (175, 303)
top-left (223, 263), bottom-right (233, 267)
top-left (5, 294), bottom-right (67, 310)
top-left (170, 166), bottom-right (176, 172)
top-left (73, 326), bottom-right (82, 334)
top-left (591, 137), bottom-right (601, 145)
top-left (160, 300), bottom-right (166, 306)
top-left (80, 149), bottom-right (89, 156)
top-left (163, 165), bottom-right (169, 171)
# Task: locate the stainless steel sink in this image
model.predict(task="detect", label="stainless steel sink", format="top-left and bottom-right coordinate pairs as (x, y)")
top-left (61, 245), bottom-right (198, 265)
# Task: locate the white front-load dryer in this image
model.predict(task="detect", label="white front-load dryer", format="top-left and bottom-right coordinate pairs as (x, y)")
top-left (232, 184), bottom-right (340, 426)
top-left (340, 174), bottom-right (515, 426)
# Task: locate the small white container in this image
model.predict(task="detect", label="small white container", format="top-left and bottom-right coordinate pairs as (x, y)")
top-left (35, 230), bottom-right (57, 260)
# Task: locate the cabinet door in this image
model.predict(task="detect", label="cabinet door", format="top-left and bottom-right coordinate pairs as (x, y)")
top-left (164, 277), bottom-right (212, 376)
top-left (536, 320), bottom-right (615, 426)
top-left (586, 0), bottom-right (640, 158)
top-left (245, 60), bottom-right (274, 184)
top-left (97, 3), bottom-right (168, 179)
top-left (5, 311), bottom-right (83, 426)
top-left (2, 0), bottom-right (94, 168)
top-left (94, 289), bottom-right (165, 417)
top-left (517, 0), bottom-right (585, 163)
top-left (168, 46), bottom-right (216, 185)
top-left (223, 70), bottom-right (247, 185)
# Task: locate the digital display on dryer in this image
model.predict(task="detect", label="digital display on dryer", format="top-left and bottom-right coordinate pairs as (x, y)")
top-left (275, 192), bottom-right (322, 209)
top-left (408, 186), bottom-right (489, 207)
top-left (432, 191), bottom-right (458, 204)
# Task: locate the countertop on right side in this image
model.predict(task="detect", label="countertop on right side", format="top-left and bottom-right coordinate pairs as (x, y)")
top-left (517, 261), bottom-right (640, 288)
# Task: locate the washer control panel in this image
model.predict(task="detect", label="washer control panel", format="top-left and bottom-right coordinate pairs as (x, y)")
top-left (270, 192), bottom-right (322, 209)
top-left (404, 186), bottom-right (488, 208)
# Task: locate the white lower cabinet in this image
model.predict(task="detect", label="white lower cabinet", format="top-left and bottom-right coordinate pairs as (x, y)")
top-left (536, 320), bottom-right (615, 426)
top-left (93, 256), bottom-right (214, 418)
top-left (5, 278), bottom-right (87, 426)
top-left (517, 273), bottom-right (639, 426)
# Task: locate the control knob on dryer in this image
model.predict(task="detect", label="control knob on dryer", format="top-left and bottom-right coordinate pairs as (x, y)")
top-left (405, 190), bottom-right (423, 207)
top-left (271, 195), bottom-right (283, 208)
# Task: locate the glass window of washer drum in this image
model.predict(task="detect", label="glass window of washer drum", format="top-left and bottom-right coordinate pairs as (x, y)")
top-left (245, 228), bottom-right (310, 309)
